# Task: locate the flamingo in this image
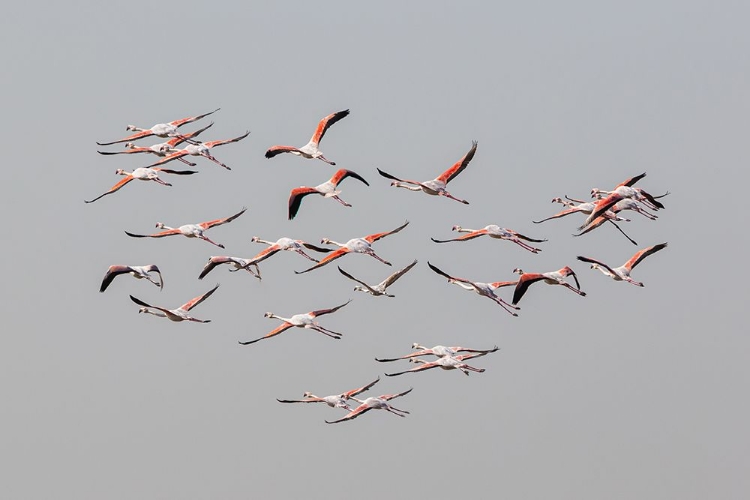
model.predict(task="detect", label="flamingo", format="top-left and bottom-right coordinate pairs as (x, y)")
top-left (276, 377), bottom-right (380, 411)
top-left (511, 267), bottom-right (586, 305)
top-left (324, 388), bottom-right (413, 424)
top-left (238, 300), bottom-right (351, 345)
top-left (376, 140), bottom-right (477, 204)
top-left (431, 225), bottom-right (547, 253)
top-left (197, 256), bottom-right (261, 281)
top-left (99, 264), bottom-right (163, 293)
top-left (130, 284), bottom-right (219, 323)
top-left (265, 109), bottom-right (349, 165)
top-left (295, 221), bottom-right (409, 274)
top-left (96, 122), bottom-right (214, 166)
top-left (288, 169), bottom-right (369, 220)
top-left (124, 207), bottom-right (246, 249)
top-left (427, 262), bottom-right (518, 316)
top-left (146, 130), bottom-right (250, 170)
top-left (337, 259), bottom-right (418, 297)
top-left (384, 350), bottom-right (498, 377)
top-left (577, 242), bottom-right (668, 287)
top-left (376, 343), bottom-right (499, 362)
top-left (96, 108), bottom-right (219, 146)
top-left (84, 167), bottom-right (198, 204)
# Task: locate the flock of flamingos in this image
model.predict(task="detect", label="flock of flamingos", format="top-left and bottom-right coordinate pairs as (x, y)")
top-left (89, 108), bottom-right (669, 424)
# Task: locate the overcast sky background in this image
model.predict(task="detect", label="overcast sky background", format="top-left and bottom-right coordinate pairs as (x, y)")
top-left (2, 1), bottom-right (748, 498)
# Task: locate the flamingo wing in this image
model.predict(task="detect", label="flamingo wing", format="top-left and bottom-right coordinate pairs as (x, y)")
top-left (295, 248), bottom-right (350, 274)
top-left (510, 231), bottom-right (548, 243)
top-left (533, 208), bottom-right (582, 224)
top-left (239, 322), bottom-right (293, 345)
top-left (624, 242), bottom-right (668, 271)
top-left (376, 168), bottom-right (416, 184)
top-left (385, 361), bottom-right (440, 377)
top-left (169, 122), bottom-right (214, 146)
top-left (96, 130), bottom-right (153, 146)
top-left (310, 109), bottom-right (350, 145)
top-left (381, 388), bottom-right (413, 401)
top-left (125, 227), bottom-right (182, 238)
top-left (146, 150), bottom-right (190, 167)
top-left (288, 187), bottom-right (318, 220)
top-left (84, 176), bottom-right (134, 203)
top-left (129, 295), bottom-right (154, 309)
top-left (153, 168), bottom-right (198, 175)
top-left (489, 280), bottom-right (517, 289)
top-left (382, 259), bottom-right (418, 287)
top-left (577, 255), bottom-right (617, 276)
top-left (512, 273), bottom-right (546, 305)
top-left (246, 245), bottom-right (282, 266)
top-left (310, 299), bottom-right (351, 318)
top-left (337, 267), bottom-right (377, 293)
top-left (330, 168), bottom-right (369, 187)
top-left (144, 264), bottom-right (164, 290)
top-left (618, 172), bottom-right (647, 188)
top-left (363, 220), bottom-right (409, 243)
top-left (181, 283), bottom-right (220, 311)
top-left (198, 256), bottom-right (232, 280)
top-left (578, 194), bottom-right (622, 230)
top-left (201, 130), bottom-right (251, 149)
top-left (265, 145), bottom-right (302, 158)
top-left (200, 207), bottom-right (247, 229)
top-left (435, 140), bottom-right (478, 184)
top-left (169, 108), bottom-right (220, 127)
top-left (99, 265), bottom-right (131, 292)
top-left (325, 403), bottom-right (372, 424)
top-left (431, 229), bottom-right (487, 243)
top-left (344, 377), bottom-right (381, 398)
top-left (276, 397), bottom-right (324, 404)
top-left (300, 241), bottom-right (333, 253)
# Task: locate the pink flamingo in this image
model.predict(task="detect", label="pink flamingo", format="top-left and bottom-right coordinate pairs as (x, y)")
top-left (84, 167), bottom-right (198, 203)
top-left (577, 242), bottom-right (668, 287)
top-left (125, 207), bottom-right (246, 249)
top-left (325, 388), bottom-right (413, 424)
top-left (238, 300), bottom-right (351, 345)
top-left (288, 169), bottom-right (369, 220)
top-left (96, 108), bottom-right (219, 146)
top-left (265, 109), bottom-right (349, 165)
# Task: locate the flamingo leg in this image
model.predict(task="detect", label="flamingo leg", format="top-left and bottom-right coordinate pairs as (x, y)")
top-left (177, 157), bottom-right (198, 166)
top-left (310, 325), bottom-right (342, 339)
top-left (441, 192), bottom-right (469, 205)
top-left (200, 236), bottom-right (225, 249)
top-left (316, 155), bottom-right (335, 165)
top-left (559, 283), bottom-right (586, 296)
top-left (489, 296), bottom-right (520, 316)
top-left (204, 153), bottom-right (230, 170)
top-left (367, 251), bottom-right (392, 266)
top-left (295, 249), bottom-right (319, 262)
top-left (152, 178), bottom-right (172, 187)
top-left (511, 239), bottom-right (541, 253)
top-left (331, 195), bottom-right (352, 207)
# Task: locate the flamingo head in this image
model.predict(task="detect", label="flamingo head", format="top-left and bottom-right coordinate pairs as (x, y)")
top-left (561, 266), bottom-right (574, 276)
top-left (302, 392), bottom-right (313, 398)
top-left (411, 343), bottom-right (425, 350)
top-left (154, 222), bottom-right (165, 229)
top-left (512, 268), bottom-right (524, 275)
top-left (353, 285), bottom-right (365, 293)
top-left (115, 169), bottom-right (127, 176)
top-left (551, 197), bottom-right (563, 203)
top-left (125, 142), bottom-right (136, 149)
top-left (451, 225), bottom-right (462, 232)
top-left (263, 312), bottom-right (274, 318)
top-left (126, 124), bottom-right (137, 131)
top-left (250, 236), bottom-right (260, 243)
top-left (590, 188), bottom-right (602, 198)
top-left (138, 307), bottom-right (148, 314)
top-left (320, 238), bottom-right (331, 245)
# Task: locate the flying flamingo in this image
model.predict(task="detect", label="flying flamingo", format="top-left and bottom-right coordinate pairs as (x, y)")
top-left (84, 167), bottom-right (198, 203)
top-left (376, 140), bottom-right (477, 204)
top-left (295, 221), bottom-right (410, 274)
top-left (146, 130), bottom-right (251, 170)
top-left (324, 388), bottom-right (413, 424)
top-left (96, 108), bottom-right (219, 146)
top-left (96, 122), bottom-right (214, 166)
top-left (124, 207), bottom-right (246, 249)
top-left (130, 283), bottom-right (219, 323)
top-left (238, 300), bottom-right (351, 345)
top-left (384, 350), bottom-right (498, 377)
top-left (511, 267), bottom-right (586, 305)
top-left (431, 225), bottom-right (547, 253)
top-left (197, 256), bottom-right (261, 281)
top-left (99, 264), bottom-right (163, 293)
top-left (375, 343), bottom-right (499, 362)
top-left (276, 377), bottom-right (380, 411)
top-left (577, 242), bottom-right (668, 287)
top-left (248, 236), bottom-right (333, 264)
top-left (427, 262), bottom-right (518, 316)
top-left (265, 109), bottom-right (349, 165)
top-left (288, 169), bottom-right (369, 220)
top-left (337, 259), bottom-right (418, 297)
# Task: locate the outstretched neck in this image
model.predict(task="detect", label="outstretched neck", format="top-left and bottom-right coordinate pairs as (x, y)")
top-left (252, 238), bottom-right (275, 246)
top-left (321, 239), bottom-right (345, 248)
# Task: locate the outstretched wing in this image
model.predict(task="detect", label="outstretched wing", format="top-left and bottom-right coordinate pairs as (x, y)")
top-left (381, 259), bottom-right (418, 287)
top-left (325, 403), bottom-right (372, 424)
top-left (431, 229), bottom-right (487, 243)
top-left (200, 207), bottom-right (247, 229)
top-left (338, 267), bottom-right (378, 294)
top-left (624, 242), bottom-right (668, 271)
top-left (84, 176), bottom-right (134, 203)
top-left (202, 130), bottom-right (251, 149)
top-left (265, 145), bottom-right (301, 158)
top-left (238, 322), bottom-right (293, 345)
top-left (577, 255), bottom-right (617, 276)
top-left (99, 265), bottom-right (130, 292)
top-left (310, 109), bottom-right (350, 145)
top-left (310, 300), bottom-right (351, 318)
top-left (124, 228), bottom-right (182, 238)
top-left (169, 108), bottom-right (220, 127)
top-left (385, 361), bottom-right (440, 377)
top-left (295, 248), bottom-right (350, 274)
top-left (512, 273), bottom-right (545, 305)
top-left (435, 140), bottom-right (477, 184)
top-left (618, 172), bottom-right (647, 188)
top-left (381, 388), bottom-right (413, 401)
top-left (364, 220), bottom-right (409, 243)
top-left (288, 187), bottom-right (317, 220)
top-left (343, 377), bottom-right (380, 398)
top-left (181, 284), bottom-right (220, 311)
top-left (330, 169), bottom-right (369, 187)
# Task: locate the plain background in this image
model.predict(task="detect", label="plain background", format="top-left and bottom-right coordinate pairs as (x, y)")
top-left (2, 2), bottom-right (748, 498)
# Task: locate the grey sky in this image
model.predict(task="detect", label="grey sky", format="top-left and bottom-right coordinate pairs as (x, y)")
top-left (1, 1), bottom-right (747, 499)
